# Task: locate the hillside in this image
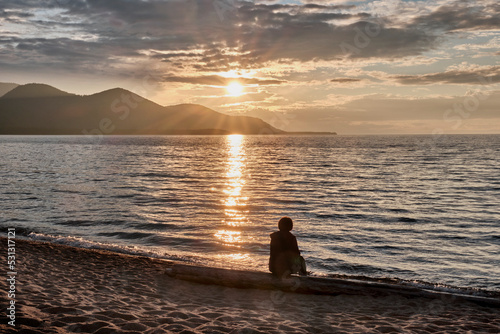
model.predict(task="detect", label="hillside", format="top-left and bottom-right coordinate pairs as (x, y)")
top-left (0, 83), bottom-right (19, 98)
top-left (0, 83), bottom-right (285, 135)
top-left (1, 83), bottom-right (73, 99)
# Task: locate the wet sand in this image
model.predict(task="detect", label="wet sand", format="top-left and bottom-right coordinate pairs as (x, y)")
top-left (1, 237), bottom-right (499, 333)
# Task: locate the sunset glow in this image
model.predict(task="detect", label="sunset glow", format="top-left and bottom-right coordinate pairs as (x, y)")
top-left (2, 1), bottom-right (500, 330)
top-left (1, 1), bottom-right (499, 134)
top-left (226, 82), bottom-right (244, 96)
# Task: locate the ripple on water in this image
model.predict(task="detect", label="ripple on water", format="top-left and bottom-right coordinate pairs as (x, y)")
top-left (1, 134), bottom-right (499, 291)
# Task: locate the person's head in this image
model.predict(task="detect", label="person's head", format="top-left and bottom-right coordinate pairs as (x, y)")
top-left (278, 216), bottom-right (293, 232)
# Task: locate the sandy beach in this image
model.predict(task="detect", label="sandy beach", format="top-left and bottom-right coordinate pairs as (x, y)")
top-left (1, 237), bottom-right (499, 334)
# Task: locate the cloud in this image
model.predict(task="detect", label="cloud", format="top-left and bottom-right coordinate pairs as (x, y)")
top-left (453, 36), bottom-right (500, 51)
top-left (393, 66), bottom-right (500, 85)
top-left (2, 0), bottom-right (498, 76)
top-left (330, 78), bottom-right (362, 83)
top-left (163, 75), bottom-right (285, 86)
top-left (0, 0), bottom-right (441, 75)
top-left (235, 5), bottom-right (435, 62)
top-left (0, 9), bottom-right (34, 21)
top-left (412, 1), bottom-right (500, 32)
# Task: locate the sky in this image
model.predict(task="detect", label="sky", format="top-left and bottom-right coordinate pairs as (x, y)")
top-left (0, 0), bottom-right (499, 134)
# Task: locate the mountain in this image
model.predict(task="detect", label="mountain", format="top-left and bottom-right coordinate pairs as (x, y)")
top-left (0, 83), bottom-right (19, 98)
top-left (1, 83), bottom-right (73, 99)
top-left (0, 83), bottom-right (285, 135)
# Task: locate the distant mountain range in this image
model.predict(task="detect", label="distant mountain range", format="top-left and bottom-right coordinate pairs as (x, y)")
top-left (0, 83), bottom-right (336, 135)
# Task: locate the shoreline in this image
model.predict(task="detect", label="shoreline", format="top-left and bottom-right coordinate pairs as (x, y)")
top-left (16, 232), bottom-right (500, 297)
top-left (1, 237), bottom-right (500, 333)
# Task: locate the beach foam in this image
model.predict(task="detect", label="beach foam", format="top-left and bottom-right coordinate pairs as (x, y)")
top-left (1, 238), bottom-right (499, 333)
top-left (24, 232), bottom-right (500, 299)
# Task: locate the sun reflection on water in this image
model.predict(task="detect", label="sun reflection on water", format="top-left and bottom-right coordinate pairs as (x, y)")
top-left (213, 230), bottom-right (242, 247)
top-left (214, 135), bottom-right (250, 249)
top-left (216, 253), bottom-right (251, 264)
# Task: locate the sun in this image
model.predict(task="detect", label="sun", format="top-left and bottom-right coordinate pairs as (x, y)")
top-left (226, 82), bottom-right (244, 96)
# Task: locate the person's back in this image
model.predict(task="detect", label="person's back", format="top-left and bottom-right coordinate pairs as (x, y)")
top-left (269, 217), bottom-right (305, 278)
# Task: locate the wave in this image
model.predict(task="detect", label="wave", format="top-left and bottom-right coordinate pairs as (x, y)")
top-left (97, 231), bottom-right (154, 240)
top-left (25, 232), bottom-right (191, 263)
top-left (398, 217), bottom-right (418, 223)
top-left (23, 232), bottom-right (257, 266)
top-left (127, 222), bottom-right (186, 231)
top-left (55, 219), bottom-right (127, 227)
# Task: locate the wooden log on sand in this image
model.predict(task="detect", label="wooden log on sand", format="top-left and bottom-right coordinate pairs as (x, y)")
top-left (166, 264), bottom-right (500, 308)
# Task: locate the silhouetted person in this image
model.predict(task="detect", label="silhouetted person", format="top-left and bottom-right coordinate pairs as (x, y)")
top-left (269, 217), bottom-right (306, 278)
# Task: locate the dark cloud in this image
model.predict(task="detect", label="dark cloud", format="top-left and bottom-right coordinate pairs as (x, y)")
top-left (330, 78), bottom-right (362, 83)
top-left (0, 1), bottom-right (433, 70)
top-left (303, 3), bottom-right (356, 10)
top-left (393, 67), bottom-right (500, 85)
top-left (412, 1), bottom-right (500, 32)
top-left (13, 37), bottom-right (141, 62)
top-left (233, 3), bottom-right (435, 62)
top-left (163, 75), bottom-right (284, 86)
top-left (151, 52), bottom-right (202, 60)
top-left (0, 0), bottom-right (497, 76)
top-left (0, 9), bottom-right (34, 20)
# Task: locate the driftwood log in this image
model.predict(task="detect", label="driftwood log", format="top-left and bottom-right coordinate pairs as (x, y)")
top-left (166, 264), bottom-right (500, 308)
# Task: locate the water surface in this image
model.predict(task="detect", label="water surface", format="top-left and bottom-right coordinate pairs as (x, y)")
top-left (1, 134), bottom-right (499, 291)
